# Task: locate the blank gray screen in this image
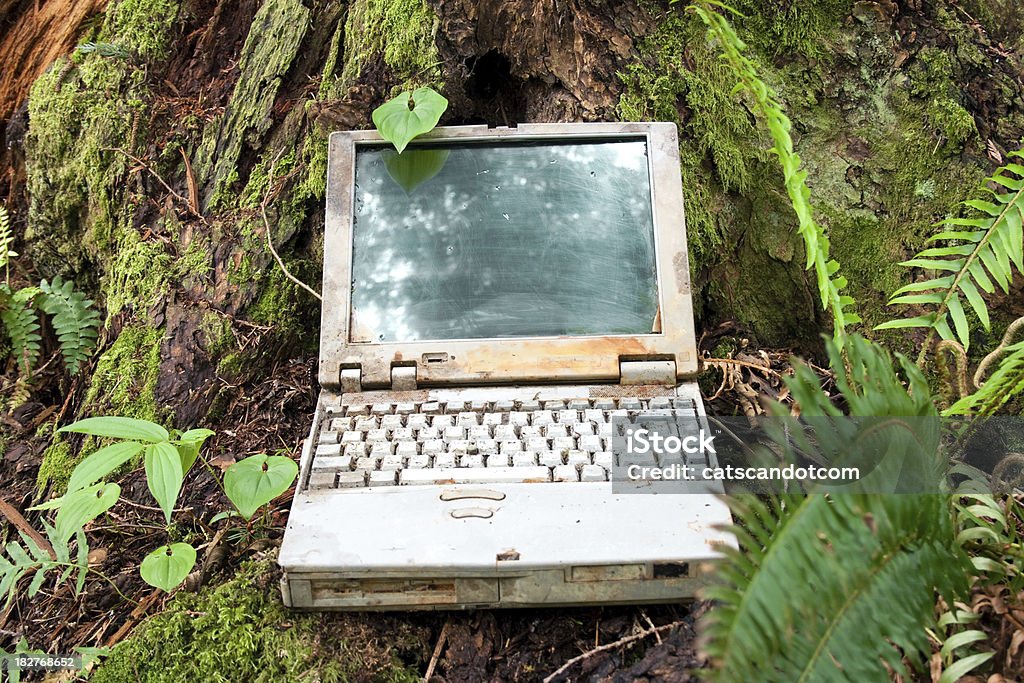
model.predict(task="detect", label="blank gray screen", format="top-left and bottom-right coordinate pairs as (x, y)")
top-left (349, 139), bottom-right (659, 343)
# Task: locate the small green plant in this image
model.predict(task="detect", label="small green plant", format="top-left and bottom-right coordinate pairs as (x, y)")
top-left (52, 416), bottom-right (297, 592)
top-left (75, 42), bottom-right (133, 61)
top-left (372, 87), bottom-right (449, 154)
top-left (878, 151), bottom-right (1024, 357)
top-left (0, 205), bottom-right (101, 406)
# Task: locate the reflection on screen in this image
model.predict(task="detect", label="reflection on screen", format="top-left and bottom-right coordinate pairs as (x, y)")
top-left (349, 139), bottom-right (660, 343)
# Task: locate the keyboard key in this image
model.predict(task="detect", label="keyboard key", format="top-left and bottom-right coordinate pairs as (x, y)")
top-left (329, 417), bottom-right (353, 432)
top-left (447, 440), bottom-right (472, 454)
top-left (518, 400), bottom-right (541, 411)
top-left (407, 454), bottom-right (430, 468)
top-left (371, 403), bottom-right (393, 415)
top-left (475, 439), bottom-right (498, 454)
top-left (531, 410), bottom-right (554, 426)
top-left (354, 417), bottom-right (378, 432)
top-left (469, 400), bottom-right (490, 411)
top-left (318, 430), bottom-right (340, 444)
top-left (434, 453), bottom-right (456, 468)
top-left (354, 456), bottom-right (377, 471)
top-left (337, 472), bottom-right (366, 488)
top-left (513, 452), bottom-right (537, 466)
top-left (526, 436), bottom-right (549, 451)
top-left (499, 441), bottom-right (523, 453)
top-left (594, 452), bottom-right (613, 469)
top-left (366, 429), bottom-right (388, 444)
top-left (579, 435), bottom-right (602, 453)
top-left (315, 443), bottom-right (342, 457)
top-left (509, 412), bottom-right (531, 426)
top-left (468, 425), bottom-right (491, 439)
top-left (395, 441), bottom-right (418, 457)
top-left (553, 465), bottom-right (579, 482)
top-left (445, 401), bottom-right (467, 414)
top-left (572, 422), bottom-right (595, 436)
top-left (557, 410), bottom-right (580, 424)
top-left (380, 454), bottom-right (404, 471)
top-left (457, 412), bottom-right (480, 427)
top-left (568, 399), bottom-right (591, 410)
top-left (581, 465), bottom-right (607, 482)
top-left (417, 426), bottom-right (440, 441)
top-left (313, 455), bottom-right (351, 471)
top-left (566, 451), bottom-right (590, 467)
top-left (344, 403), bottom-right (369, 416)
top-left (399, 466), bottom-right (551, 485)
top-left (443, 425), bottom-right (466, 440)
top-left (619, 398), bottom-right (642, 411)
top-left (422, 440), bottom-right (445, 455)
top-left (543, 400), bottom-right (566, 410)
top-left (460, 454), bottom-right (484, 468)
top-left (392, 427), bottom-right (414, 441)
top-left (344, 443), bottom-right (367, 458)
top-left (538, 451), bottom-right (563, 467)
top-left (370, 442), bottom-right (393, 457)
top-left (421, 401), bottom-right (441, 414)
top-left (482, 413), bottom-right (504, 426)
top-left (493, 425), bottom-right (518, 441)
top-left (407, 414), bottom-right (429, 430)
top-left (552, 436), bottom-right (575, 452)
top-left (395, 402), bottom-right (416, 415)
top-left (487, 454), bottom-right (510, 467)
top-left (519, 425), bottom-right (542, 439)
top-left (593, 398), bottom-right (615, 410)
top-left (649, 397), bottom-right (672, 410)
top-left (308, 471), bottom-right (336, 489)
top-left (584, 409), bottom-right (606, 424)
top-left (369, 470), bottom-right (396, 486)
top-left (494, 400), bottom-right (515, 412)
top-left (380, 414), bottom-right (403, 431)
top-left (543, 424), bottom-right (568, 438)
top-left (432, 415), bottom-right (454, 429)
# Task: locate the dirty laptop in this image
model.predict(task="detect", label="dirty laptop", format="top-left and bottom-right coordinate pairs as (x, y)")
top-left (279, 122), bottom-right (734, 610)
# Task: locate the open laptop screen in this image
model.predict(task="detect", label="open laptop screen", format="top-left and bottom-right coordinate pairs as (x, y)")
top-left (349, 138), bottom-right (660, 343)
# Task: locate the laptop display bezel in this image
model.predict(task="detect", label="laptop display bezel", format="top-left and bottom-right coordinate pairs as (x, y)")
top-left (321, 122), bottom-right (698, 389)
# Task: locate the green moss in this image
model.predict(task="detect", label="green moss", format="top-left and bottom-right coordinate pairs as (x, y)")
top-left (732, 0), bottom-right (850, 58)
top-left (193, 0), bottom-right (311, 212)
top-left (618, 10), bottom-right (763, 265)
top-left (92, 559), bottom-right (422, 683)
top-left (35, 440), bottom-right (74, 495)
top-left (82, 324), bottom-right (164, 421)
top-left (337, 0), bottom-right (441, 93)
top-left (101, 0), bottom-right (181, 61)
top-left (926, 97), bottom-right (978, 151)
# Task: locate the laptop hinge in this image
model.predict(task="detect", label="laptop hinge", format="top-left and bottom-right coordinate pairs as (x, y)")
top-left (391, 365), bottom-right (417, 391)
top-left (620, 359), bottom-right (676, 386)
top-left (341, 367), bottom-right (362, 393)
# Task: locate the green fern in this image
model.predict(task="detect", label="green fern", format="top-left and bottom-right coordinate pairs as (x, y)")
top-left (704, 336), bottom-right (969, 682)
top-left (0, 285), bottom-right (42, 376)
top-left (0, 524), bottom-right (89, 611)
top-left (704, 494), bottom-right (969, 683)
top-left (39, 277), bottom-right (101, 376)
top-left (0, 204), bottom-right (16, 276)
top-left (878, 150), bottom-right (1024, 356)
top-left (687, 0), bottom-right (859, 335)
top-left (945, 340), bottom-right (1024, 416)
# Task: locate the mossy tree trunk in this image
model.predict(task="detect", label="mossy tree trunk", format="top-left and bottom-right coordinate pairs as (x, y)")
top-left (0, 0), bottom-right (1021, 488)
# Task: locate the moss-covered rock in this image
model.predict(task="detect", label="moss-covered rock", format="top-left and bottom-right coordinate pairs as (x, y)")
top-left (91, 558), bottom-right (423, 683)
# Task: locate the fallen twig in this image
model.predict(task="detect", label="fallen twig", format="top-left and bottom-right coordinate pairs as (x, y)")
top-left (542, 619), bottom-right (684, 682)
top-left (104, 147), bottom-right (205, 222)
top-left (261, 149), bottom-right (323, 302)
top-left (0, 497), bottom-right (56, 561)
top-left (424, 617), bottom-right (451, 681)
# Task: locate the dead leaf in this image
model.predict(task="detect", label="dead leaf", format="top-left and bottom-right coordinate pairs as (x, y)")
top-left (87, 548), bottom-right (107, 566)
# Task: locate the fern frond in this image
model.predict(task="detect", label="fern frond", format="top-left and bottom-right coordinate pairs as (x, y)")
top-left (0, 204), bottom-right (16, 272)
top-left (878, 150), bottom-right (1024, 357)
top-left (0, 285), bottom-right (42, 376)
top-left (703, 494), bottom-right (969, 683)
top-left (688, 1), bottom-right (859, 335)
top-left (945, 341), bottom-right (1024, 416)
top-left (39, 277), bottom-right (101, 376)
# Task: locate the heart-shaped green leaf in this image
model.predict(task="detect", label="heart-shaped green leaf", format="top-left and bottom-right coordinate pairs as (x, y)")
top-left (57, 416), bottom-right (169, 443)
top-left (372, 87), bottom-right (449, 154)
top-left (140, 543), bottom-right (196, 592)
top-left (383, 148), bottom-right (449, 193)
top-left (67, 441), bottom-right (143, 493)
top-left (145, 442), bottom-right (184, 525)
top-left (224, 454), bottom-right (298, 520)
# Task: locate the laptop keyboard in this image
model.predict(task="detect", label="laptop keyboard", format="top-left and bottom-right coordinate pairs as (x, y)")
top-left (305, 396), bottom-right (701, 489)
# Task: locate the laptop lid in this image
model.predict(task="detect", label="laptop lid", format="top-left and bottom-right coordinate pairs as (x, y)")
top-left (320, 122), bottom-right (698, 390)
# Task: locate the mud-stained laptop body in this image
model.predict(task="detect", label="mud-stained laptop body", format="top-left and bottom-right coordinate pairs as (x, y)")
top-left (279, 122), bottom-right (733, 610)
